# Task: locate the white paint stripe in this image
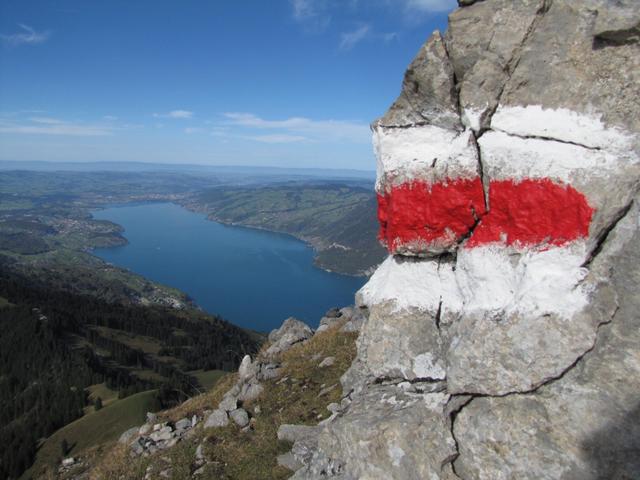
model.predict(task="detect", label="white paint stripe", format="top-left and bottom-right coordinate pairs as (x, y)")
top-left (479, 130), bottom-right (629, 184)
top-left (373, 125), bottom-right (480, 192)
top-left (358, 243), bottom-right (590, 320)
top-left (491, 105), bottom-right (636, 150)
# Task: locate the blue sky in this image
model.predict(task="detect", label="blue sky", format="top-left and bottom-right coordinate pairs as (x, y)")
top-left (0, 0), bottom-right (454, 170)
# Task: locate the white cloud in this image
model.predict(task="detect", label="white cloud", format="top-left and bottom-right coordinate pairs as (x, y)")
top-left (184, 127), bottom-right (205, 134)
top-left (291, 0), bottom-right (316, 19)
top-left (381, 32), bottom-right (398, 42)
top-left (0, 117), bottom-right (113, 136)
top-left (153, 110), bottom-right (194, 119)
top-left (290, 0), bottom-right (331, 31)
top-left (403, 0), bottom-right (457, 13)
top-left (28, 117), bottom-right (67, 125)
top-left (1, 24), bottom-right (50, 47)
top-left (339, 24), bottom-right (370, 50)
top-left (247, 134), bottom-right (308, 144)
top-left (223, 112), bottom-right (370, 143)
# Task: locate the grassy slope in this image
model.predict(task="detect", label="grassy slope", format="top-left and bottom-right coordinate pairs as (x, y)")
top-left (23, 390), bottom-right (157, 480)
top-left (189, 369), bottom-right (228, 391)
top-left (86, 321), bottom-right (358, 480)
top-left (84, 383), bottom-right (119, 414)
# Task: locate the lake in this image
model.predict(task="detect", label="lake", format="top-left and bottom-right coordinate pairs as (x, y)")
top-left (92, 202), bottom-right (366, 332)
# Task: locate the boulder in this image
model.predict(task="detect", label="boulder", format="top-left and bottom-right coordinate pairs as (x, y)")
top-left (149, 426), bottom-right (174, 443)
top-left (237, 382), bottom-right (264, 403)
top-left (229, 408), bottom-right (250, 428)
top-left (318, 356), bottom-right (335, 368)
top-left (174, 418), bottom-right (191, 431)
top-left (324, 307), bottom-right (342, 319)
top-left (266, 317), bottom-right (314, 357)
top-left (238, 354), bottom-right (258, 382)
top-left (340, 307), bottom-right (367, 333)
top-left (138, 424), bottom-right (151, 436)
top-left (118, 426), bottom-right (139, 445)
top-left (195, 443), bottom-right (205, 466)
top-left (218, 394), bottom-right (237, 412)
top-left (258, 363), bottom-right (282, 380)
top-left (204, 409), bottom-right (229, 429)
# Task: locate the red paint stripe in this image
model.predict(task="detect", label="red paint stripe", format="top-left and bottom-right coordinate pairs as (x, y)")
top-left (378, 178), bottom-right (486, 252)
top-left (466, 178), bottom-right (593, 248)
top-left (378, 178), bottom-right (593, 253)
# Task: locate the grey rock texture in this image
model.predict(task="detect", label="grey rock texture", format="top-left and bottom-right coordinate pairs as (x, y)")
top-left (277, 424), bottom-right (319, 443)
top-left (377, 31), bottom-right (461, 130)
top-left (446, 0), bottom-right (545, 131)
top-left (288, 0), bottom-right (640, 478)
top-left (266, 317), bottom-right (314, 357)
top-left (497, 0), bottom-right (640, 133)
top-left (229, 408), bottom-right (250, 427)
top-left (340, 307), bottom-right (367, 333)
top-left (118, 427), bottom-right (139, 445)
top-left (204, 409), bottom-right (229, 429)
top-left (292, 387), bottom-right (457, 480)
top-left (347, 301), bottom-right (445, 383)
top-left (454, 199), bottom-right (640, 479)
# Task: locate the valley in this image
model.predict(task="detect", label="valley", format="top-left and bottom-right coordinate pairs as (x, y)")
top-left (0, 167), bottom-right (380, 479)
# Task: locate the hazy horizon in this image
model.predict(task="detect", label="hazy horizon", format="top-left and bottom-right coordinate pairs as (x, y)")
top-left (0, 0), bottom-right (454, 170)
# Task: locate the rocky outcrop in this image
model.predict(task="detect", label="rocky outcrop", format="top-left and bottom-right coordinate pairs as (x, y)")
top-left (290, 1), bottom-right (640, 478)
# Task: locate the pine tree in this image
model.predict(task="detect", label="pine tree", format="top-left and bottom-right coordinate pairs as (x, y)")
top-left (60, 438), bottom-right (69, 457)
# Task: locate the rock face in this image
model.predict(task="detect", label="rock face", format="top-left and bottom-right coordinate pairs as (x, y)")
top-left (291, 1), bottom-right (640, 478)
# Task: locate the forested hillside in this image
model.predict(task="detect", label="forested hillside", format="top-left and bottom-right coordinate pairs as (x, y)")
top-left (0, 269), bottom-right (260, 479)
top-left (184, 184), bottom-right (386, 275)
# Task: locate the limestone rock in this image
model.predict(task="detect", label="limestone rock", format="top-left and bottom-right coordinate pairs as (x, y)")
top-left (377, 31), bottom-right (461, 130)
top-left (278, 424), bottom-right (321, 474)
top-left (174, 418), bottom-right (191, 431)
top-left (277, 424), bottom-right (318, 443)
top-left (238, 354), bottom-right (258, 381)
top-left (218, 394), bottom-right (237, 412)
top-left (497, 0), bottom-right (640, 134)
top-left (293, 386), bottom-right (456, 479)
top-left (351, 300), bottom-right (445, 382)
top-left (324, 307), bottom-right (341, 319)
top-left (445, 0), bottom-right (546, 132)
top-left (266, 317), bottom-right (314, 357)
top-left (318, 356), bottom-right (335, 368)
top-left (290, 0), bottom-right (640, 478)
top-left (238, 381), bottom-right (264, 403)
top-left (204, 409), bottom-right (229, 429)
top-left (340, 307), bottom-right (367, 333)
top-left (593, 1), bottom-right (640, 44)
top-left (229, 408), bottom-right (250, 427)
top-left (454, 201), bottom-right (640, 478)
top-left (278, 452), bottom-right (304, 471)
top-left (258, 362), bottom-right (282, 380)
top-left (118, 426), bottom-right (139, 445)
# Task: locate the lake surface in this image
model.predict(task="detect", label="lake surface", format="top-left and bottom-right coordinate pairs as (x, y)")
top-left (92, 203), bottom-right (366, 332)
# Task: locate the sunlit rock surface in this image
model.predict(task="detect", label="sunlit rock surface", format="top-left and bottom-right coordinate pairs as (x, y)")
top-left (291, 0), bottom-right (640, 478)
